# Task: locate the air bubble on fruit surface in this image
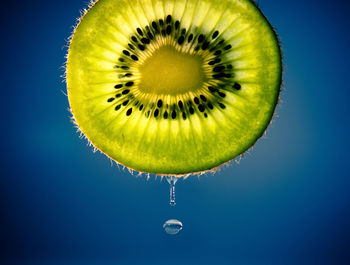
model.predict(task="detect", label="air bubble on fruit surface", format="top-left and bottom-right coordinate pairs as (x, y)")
top-left (166, 176), bottom-right (177, 206)
top-left (163, 219), bottom-right (183, 235)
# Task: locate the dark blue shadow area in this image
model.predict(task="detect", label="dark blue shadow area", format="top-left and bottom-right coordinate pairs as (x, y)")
top-left (1, 0), bottom-right (350, 264)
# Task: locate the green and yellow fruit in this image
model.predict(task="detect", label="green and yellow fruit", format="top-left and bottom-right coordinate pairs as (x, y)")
top-left (66, 0), bottom-right (282, 175)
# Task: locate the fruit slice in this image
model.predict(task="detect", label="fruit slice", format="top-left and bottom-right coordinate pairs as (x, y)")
top-left (66, 0), bottom-right (282, 175)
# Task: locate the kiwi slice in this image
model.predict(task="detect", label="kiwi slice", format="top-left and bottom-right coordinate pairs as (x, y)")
top-left (66, 0), bottom-right (282, 175)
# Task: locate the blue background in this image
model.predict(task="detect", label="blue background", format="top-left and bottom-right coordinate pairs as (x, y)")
top-left (1, 0), bottom-right (350, 264)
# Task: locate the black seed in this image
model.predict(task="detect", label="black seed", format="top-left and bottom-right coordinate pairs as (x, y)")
top-left (172, 110), bottom-right (177, 119)
top-left (116, 93), bottom-right (121, 98)
top-left (212, 30), bottom-right (219, 39)
top-left (194, 46), bottom-right (200, 51)
top-left (215, 58), bottom-right (221, 64)
top-left (114, 84), bottom-right (123, 89)
top-left (233, 82), bottom-right (241, 90)
top-left (159, 19), bottom-right (164, 26)
top-left (115, 104), bottom-right (121, 111)
top-left (218, 92), bottom-right (226, 98)
top-left (218, 40), bottom-right (224, 45)
top-left (213, 65), bottom-right (225, 72)
top-left (208, 86), bottom-right (217, 93)
top-left (137, 28), bottom-right (143, 36)
top-left (157, 99), bottom-right (163, 108)
top-left (119, 58), bottom-right (125, 62)
top-left (198, 104), bottom-right (205, 112)
top-left (219, 103), bottom-right (226, 109)
top-left (175, 20), bottom-right (180, 29)
top-left (147, 32), bottom-right (154, 39)
top-left (141, 38), bottom-right (150, 44)
top-left (125, 81), bottom-right (134, 87)
top-left (123, 100), bottom-right (129, 106)
top-left (208, 60), bottom-right (216, 65)
top-left (123, 50), bottom-right (130, 56)
top-left (131, 55), bottom-right (138, 61)
top-left (214, 50), bottom-right (222, 56)
top-left (213, 73), bottom-right (226, 79)
top-left (131, 36), bottom-right (138, 42)
top-left (202, 42), bottom-right (209, 50)
top-left (146, 110), bottom-right (150, 117)
top-left (189, 107), bottom-right (194, 114)
top-left (194, 97), bottom-right (200, 104)
top-left (224, 44), bottom-right (232, 50)
top-left (225, 73), bottom-right (232, 78)
top-left (198, 34), bottom-right (204, 43)
top-left (188, 33), bottom-right (193, 42)
top-left (107, 97), bottom-right (115, 102)
top-left (128, 43), bottom-right (135, 50)
top-left (125, 73), bottom-right (132, 77)
top-left (152, 21), bottom-right (158, 31)
top-left (200, 95), bottom-right (207, 102)
top-left (208, 103), bottom-right (213, 109)
top-left (139, 104), bottom-right (143, 111)
top-left (181, 28), bottom-right (186, 35)
top-left (227, 64), bottom-right (233, 69)
top-left (166, 25), bottom-right (172, 35)
top-left (166, 15), bottom-right (172, 24)
top-left (138, 44), bottom-right (145, 50)
top-left (126, 108), bottom-right (132, 116)
top-left (134, 101), bottom-right (139, 106)
top-left (178, 36), bottom-right (185, 45)
top-left (178, 100), bottom-right (183, 109)
top-left (182, 112), bottom-right (186, 120)
top-left (121, 66), bottom-right (129, 69)
top-left (122, 89), bottom-right (130, 95)
top-left (163, 111), bottom-right (168, 119)
top-left (204, 113), bottom-right (208, 118)
top-left (161, 29), bottom-right (166, 36)
top-left (154, 109), bottom-right (159, 117)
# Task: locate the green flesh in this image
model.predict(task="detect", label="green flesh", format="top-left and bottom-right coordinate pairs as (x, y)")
top-left (67, 0), bottom-right (282, 175)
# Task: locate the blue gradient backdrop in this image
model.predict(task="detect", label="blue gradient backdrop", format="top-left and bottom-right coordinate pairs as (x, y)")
top-left (1, 0), bottom-right (350, 264)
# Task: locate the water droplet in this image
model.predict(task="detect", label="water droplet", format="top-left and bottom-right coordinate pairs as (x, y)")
top-left (166, 176), bottom-right (178, 206)
top-left (163, 219), bottom-right (183, 235)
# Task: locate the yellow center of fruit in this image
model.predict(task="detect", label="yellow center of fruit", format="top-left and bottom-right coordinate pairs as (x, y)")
top-left (138, 45), bottom-right (206, 95)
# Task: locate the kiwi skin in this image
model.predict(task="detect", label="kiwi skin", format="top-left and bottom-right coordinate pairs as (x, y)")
top-left (65, 0), bottom-right (283, 177)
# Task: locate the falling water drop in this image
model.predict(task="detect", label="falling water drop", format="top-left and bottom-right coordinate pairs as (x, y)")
top-left (166, 176), bottom-right (177, 206)
top-left (163, 219), bottom-right (183, 235)
top-left (163, 177), bottom-right (182, 234)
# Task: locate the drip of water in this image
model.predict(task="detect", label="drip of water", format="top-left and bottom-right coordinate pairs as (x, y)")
top-left (163, 177), bottom-right (182, 235)
top-left (165, 176), bottom-right (178, 206)
top-left (163, 219), bottom-right (183, 235)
